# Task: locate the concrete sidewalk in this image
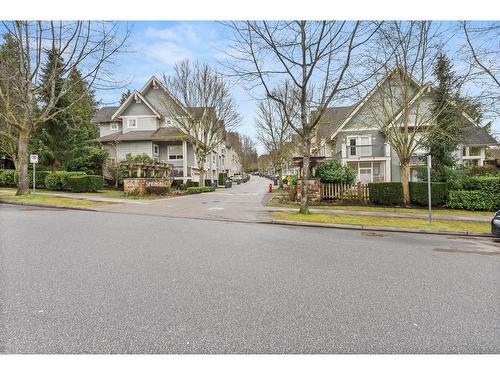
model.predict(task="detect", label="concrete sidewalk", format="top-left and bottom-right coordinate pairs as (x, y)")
top-left (267, 206), bottom-right (494, 222)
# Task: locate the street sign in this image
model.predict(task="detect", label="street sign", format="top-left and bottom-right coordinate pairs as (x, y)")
top-left (287, 175), bottom-right (292, 183)
top-left (30, 154), bottom-right (38, 164)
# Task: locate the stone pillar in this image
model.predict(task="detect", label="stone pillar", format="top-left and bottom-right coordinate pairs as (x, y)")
top-left (296, 178), bottom-right (321, 203)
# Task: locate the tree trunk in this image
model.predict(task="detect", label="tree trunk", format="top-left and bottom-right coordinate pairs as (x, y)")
top-left (197, 156), bottom-right (206, 187)
top-left (299, 137), bottom-right (311, 214)
top-left (401, 162), bottom-right (410, 206)
top-left (16, 130), bottom-right (30, 195)
top-left (278, 168), bottom-right (283, 189)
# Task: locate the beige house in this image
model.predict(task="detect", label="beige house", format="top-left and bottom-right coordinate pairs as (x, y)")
top-left (309, 71), bottom-right (498, 183)
top-left (92, 76), bottom-right (241, 183)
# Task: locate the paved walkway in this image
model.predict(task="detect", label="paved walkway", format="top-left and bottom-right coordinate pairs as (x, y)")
top-left (267, 206), bottom-right (494, 223)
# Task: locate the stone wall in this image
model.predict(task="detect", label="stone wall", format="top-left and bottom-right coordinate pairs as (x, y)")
top-left (296, 178), bottom-right (321, 203)
top-left (124, 178), bottom-right (172, 194)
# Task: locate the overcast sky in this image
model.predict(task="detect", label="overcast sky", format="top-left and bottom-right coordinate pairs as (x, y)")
top-left (94, 21), bottom-right (500, 154)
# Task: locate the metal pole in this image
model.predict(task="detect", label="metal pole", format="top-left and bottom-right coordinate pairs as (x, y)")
top-left (33, 162), bottom-right (36, 193)
top-left (427, 155), bottom-right (432, 224)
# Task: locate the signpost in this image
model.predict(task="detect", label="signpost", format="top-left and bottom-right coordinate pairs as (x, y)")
top-left (30, 154), bottom-right (38, 192)
top-left (427, 155), bottom-right (432, 224)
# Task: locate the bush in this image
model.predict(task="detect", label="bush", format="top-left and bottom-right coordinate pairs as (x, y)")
top-left (462, 176), bottom-right (500, 195)
top-left (446, 190), bottom-right (498, 211)
top-left (283, 175), bottom-right (298, 186)
top-left (29, 170), bottom-right (50, 189)
top-left (409, 182), bottom-right (447, 206)
top-left (45, 171), bottom-right (87, 191)
top-left (0, 169), bottom-right (19, 186)
top-left (67, 175), bottom-right (103, 193)
top-left (218, 172), bottom-right (227, 186)
top-left (144, 186), bottom-right (171, 195)
top-left (468, 166), bottom-right (500, 176)
top-left (315, 160), bottom-right (357, 184)
top-left (186, 186), bottom-right (216, 194)
top-left (368, 182), bottom-right (404, 205)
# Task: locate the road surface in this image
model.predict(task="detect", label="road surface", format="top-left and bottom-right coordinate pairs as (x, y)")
top-left (1, 204), bottom-right (499, 353)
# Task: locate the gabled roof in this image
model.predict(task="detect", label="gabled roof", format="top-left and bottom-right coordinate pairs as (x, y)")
top-left (462, 126), bottom-right (498, 146)
top-left (315, 105), bottom-right (358, 140)
top-left (111, 90), bottom-right (161, 120)
top-left (99, 127), bottom-right (185, 142)
top-left (91, 106), bottom-right (119, 123)
top-left (140, 75), bottom-right (191, 118)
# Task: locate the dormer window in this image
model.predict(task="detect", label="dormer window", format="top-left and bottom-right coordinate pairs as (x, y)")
top-left (166, 119), bottom-right (172, 126)
top-left (128, 118), bottom-right (137, 128)
top-left (110, 122), bottom-right (118, 130)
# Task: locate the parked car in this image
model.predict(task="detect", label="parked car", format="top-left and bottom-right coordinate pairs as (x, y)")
top-left (492, 211), bottom-right (500, 237)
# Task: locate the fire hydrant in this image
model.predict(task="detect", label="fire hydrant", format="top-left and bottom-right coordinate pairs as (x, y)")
top-left (268, 184), bottom-right (273, 193)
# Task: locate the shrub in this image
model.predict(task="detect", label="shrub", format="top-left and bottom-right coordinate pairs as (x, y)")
top-left (144, 186), bottom-right (171, 195)
top-left (186, 186), bottom-right (216, 194)
top-left (462, 176), bottom-right (500, 195)
top-left (446, 190), bottom-right (498, 211)
top-left (468, 165), bottom-right (500, 176)
top-left (0, 169), bottom-right (19, 186)
top-left (218, 172), bottom-right (227, 186)
top-left (315, 160), bottom-right (357, 184)
top-left (409, 182), bottom-right (447, 206)
top-left (45, 171), bottom-right (87, 191)
top-left (29, 170), bottom-right (50, 189)
top-left (67, 175), bottom-right (104, 193)
top-left (368, 182), bottom-right (404, 205)
top-left (283, 175), bottom-right (298, 186)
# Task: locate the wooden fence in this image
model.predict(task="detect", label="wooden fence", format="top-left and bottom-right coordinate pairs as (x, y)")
top-left (320, 182), bottom-right (369, 201)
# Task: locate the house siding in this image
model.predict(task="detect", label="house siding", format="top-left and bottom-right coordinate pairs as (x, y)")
top-left (122, 116), bottom-right (158, 133)
top-left (116, 141), bottom-right (153, 160)
top-left (99, 122), bottom-right (122, 137)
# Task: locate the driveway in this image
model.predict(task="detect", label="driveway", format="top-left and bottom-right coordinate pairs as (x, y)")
top-left (96, 175), bottom-right (274, 221)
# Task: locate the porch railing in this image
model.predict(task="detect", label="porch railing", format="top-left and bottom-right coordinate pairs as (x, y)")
top-left (320, 182), bottom-right (369, 201)
top-left (346, 144), bottom-right (386, 158)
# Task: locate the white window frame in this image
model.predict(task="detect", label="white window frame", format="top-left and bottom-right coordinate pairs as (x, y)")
top-left (153, 144), bottom-right (160, 156)
top-left (127, 118), bottom-right (137, 129)
top-left (110, 122), bottom-right (118, 130)
top-left (168, 145), bottom-right (183, 160)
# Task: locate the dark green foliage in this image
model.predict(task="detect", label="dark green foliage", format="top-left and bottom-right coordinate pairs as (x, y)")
top-left (0, 169), bottom-right (18, 186)
top-left (67, 175), bottom-right (103, 193)
top-left (409, 182), bottom-right (447, 206)
top-left (218, 172), bottom-right (227, 186)
top-left (283, 175), bottom-right (298, 186)
top-left (468, 166), bottom-right (500, 176)
top-left (124, 153), bottom-right (155, 163)
top-left (446, 190), bottom-right (498, 211)
top-left (368, 183), bottom-right (404, 205)
top-left (315, 160), bottom-right (357, 184)
top-left (45, 171), bottom-right (87, 191)
top-left (462, 176), bottom-right (500, 195)
top-left (65, 147), bottom-right (107, 175)
top-left (186, 186), bottom-right (216, 194)
top-left (415, 165), bottom-right (469, 190)
top-left (29, 170), bottom-right (50, 189)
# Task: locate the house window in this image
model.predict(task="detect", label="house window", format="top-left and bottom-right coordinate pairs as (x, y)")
top-left (110, 122), bottom-right (118, 130)
top-left (168, 145), bottom-right (183, 160)
top-left (128, 118), bottom-right (137, 128)
top-left (153, 144), bottom-right (159, 155)
top-left (462, 147), bottom-right (468, 157)
top-left (349, 138), bottom-right (357, 156)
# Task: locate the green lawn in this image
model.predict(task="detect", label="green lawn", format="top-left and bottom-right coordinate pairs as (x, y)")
top-left (0, 187), bottom-right (166, 200)
top-left (267, 198), bottom-right (493, 217)
top-left (0, 192), bottom-right (112, 207)
top-left (272, 212), bottom-right (491, 233)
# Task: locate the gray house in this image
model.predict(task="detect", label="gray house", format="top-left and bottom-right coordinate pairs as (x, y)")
top-left (92, 76), bottom-right (241, 183)
top-left (311, 70), bottom-right (498, 183)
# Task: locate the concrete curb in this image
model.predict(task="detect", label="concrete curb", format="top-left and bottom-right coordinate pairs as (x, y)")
top-left (0, 200), bottom-right (100, 212)
top-left (271, 219), bottom-right (494, 238)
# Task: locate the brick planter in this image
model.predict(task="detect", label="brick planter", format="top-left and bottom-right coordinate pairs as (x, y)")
top-left (296, 178), bottom-right (321, 203)
top-left (124, 178), bottom-right (172, 194)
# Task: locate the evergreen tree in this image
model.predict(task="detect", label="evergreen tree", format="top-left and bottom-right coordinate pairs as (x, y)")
top-left (120, 89), bottom-right (132, 104)
top-left (30, 48), bottom-right (71, 171)
top-left (424, 53), bottom-right (468, 177)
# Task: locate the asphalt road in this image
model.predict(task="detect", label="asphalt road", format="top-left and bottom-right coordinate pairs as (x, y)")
top-left (96, 176), bottom-right (274, 221)
top-left (0, 204), bottom-right (499, 353)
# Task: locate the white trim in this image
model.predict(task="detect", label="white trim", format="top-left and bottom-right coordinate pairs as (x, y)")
top-left (119, 115), bottom-right (157, 118)
top-left (140, 76), bottom-right (191, 118)
top-left (127, 118), bottom-right (137, 129)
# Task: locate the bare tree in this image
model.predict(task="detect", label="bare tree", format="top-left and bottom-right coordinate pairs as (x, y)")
top-left (162, 59), bottom-right (240, 187)
top-left (225, 21), bottom-right (380, 213)
top-left (459, 21), bottom-right (500, 117)
top-left (238, 133), bottom-right (258, 173)
top-left (255, 97), bottom-right (294, 188)
top-left (0, 21), bottom-right (129, 195)
top-left (364, 21), bottom-right (442, 205)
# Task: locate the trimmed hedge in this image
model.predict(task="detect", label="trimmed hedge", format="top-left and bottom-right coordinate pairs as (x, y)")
top-left (218, 172), bottom-right (227, 186)
top-left (0, 169), bottom-right (18, 186)
top-left (446, 190), bottom-right (498, 211)
top-left (186, 186), bottom-right (216, 194)
top-left (45, 171), bottom-right (87, 191)
top-left (462, 176), bottom-right (500, 195)
top-left (409, 182), bottom-right (447, 206)
top-left (368, 182), bottom-right (404, 205)
top-left (67, 175), bottom-right (103, 193)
